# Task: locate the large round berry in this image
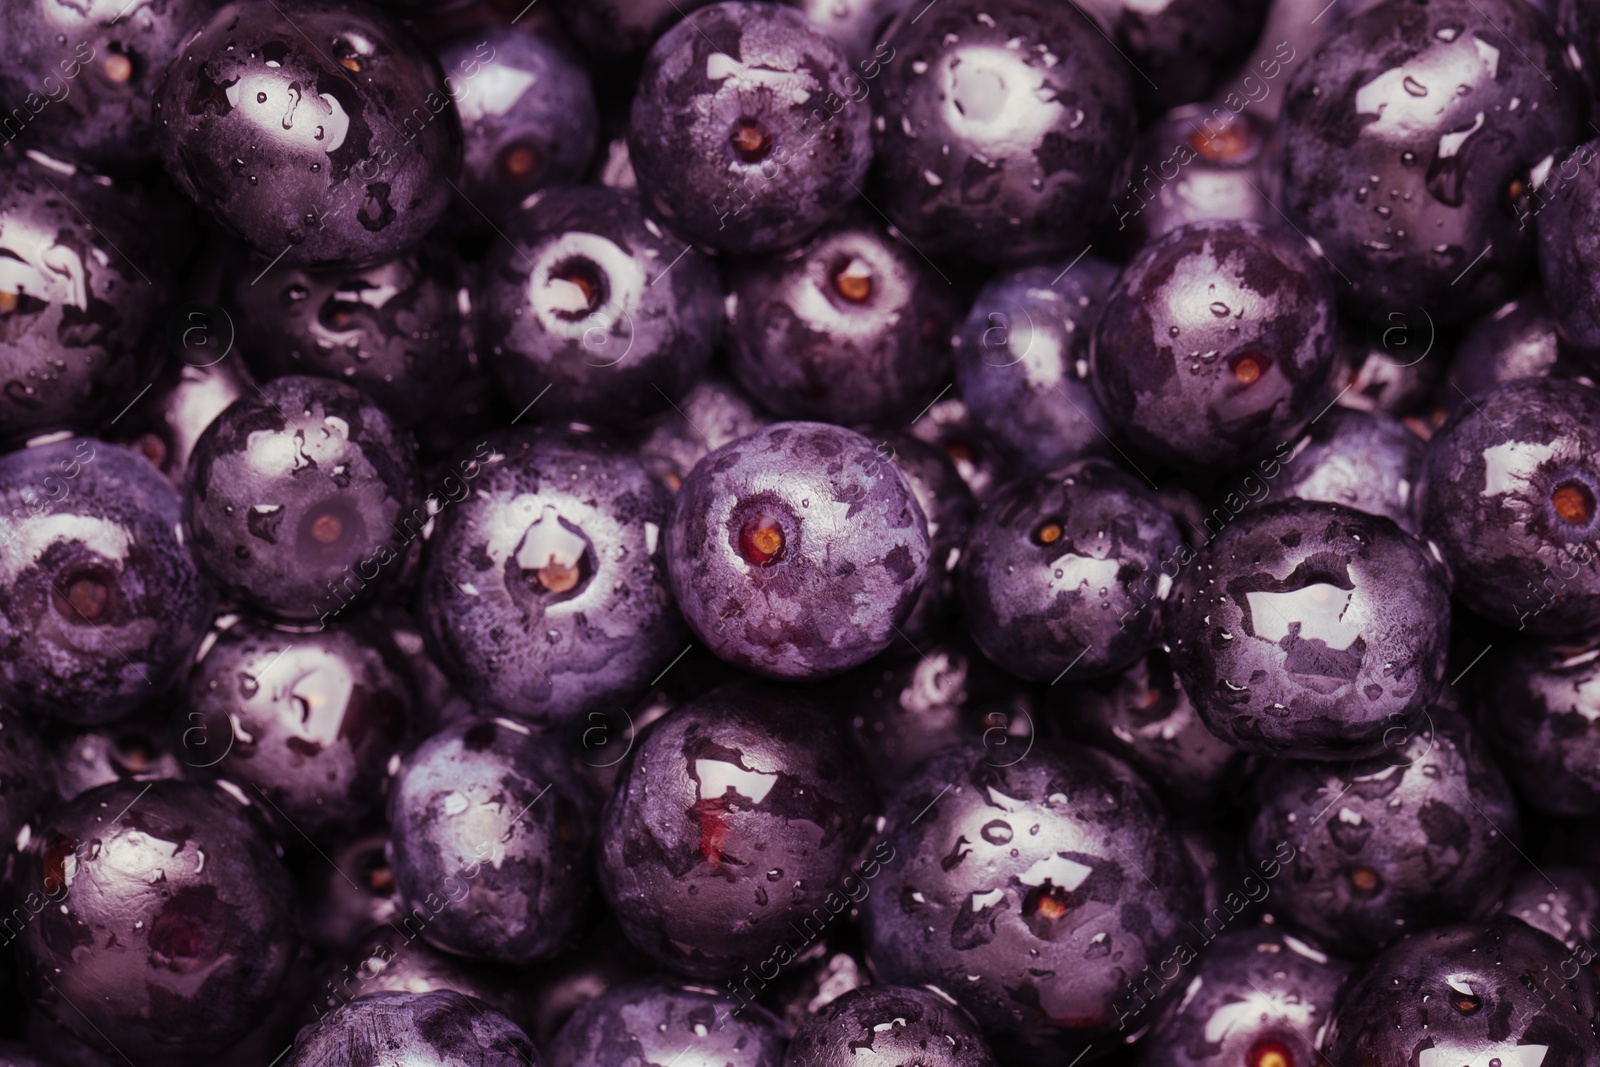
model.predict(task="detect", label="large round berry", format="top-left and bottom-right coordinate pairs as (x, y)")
top-left (1168, 500), bottom-right (1452, 760)
top-left (227, 241), bottom-right (466, 427)
top-left (1420, 378), bottom-right (1600, 637)
top-left (728, 216), bottom-right (959, 426)
top-left (186, 375), bottom-right (420, 622)
top-left (418, 428), bottom-right (683, 722)
top-left (665, 421), bottom-right (931, 679)
top-left (628, 1), bottom-right (872, 254)
top-left (1475, 638), bottom-right (1600, 817)
top-left (0, 438), bottom-right (213, 725)
top-left (1246, 708), bottom-right (1520, 956)
top-left (1446, 291), bottom-right (1569, 410)
top-left (1134, 928), bottom-right (1355, 1067)
top-left (953, 257), bottom-right (1120, 477)
top-left (871, 0), bottom-right (1136, 262)
top-left (597, 683), bottom-right (876, 979)
top-left (1090, 220), bottom-right (1339, 471)
top-left (388, 716), bottom-right (600, 965)
top-left (1324, 919), bottom-right (1600, 1067)
top-left (476, 186), bottom-right (720, 429)
top-left (14, 780), bottom-right (296, 1065)
top-left (1261, 408), bottom-right (1426, 534)
top-left (859, 742), bottom-right (1196, 1064)
top-left (785, 985), bottom-right (999, 1067)
top-left (960, 459), bottom-right (1184, 683)
top-left (548, 978), bottom-right (786, 1067)
top-left (1281, 0), bottom-right (1584, 317)
top-left (180, 615), bottom-right (413, 839)
top-left (436, 26), bottom-right (598, 225)
top-left (153, 0), bottom-right (461, 267)
top-left (285, 990), bottom-right (537, 1067)
top-left (0, 155), bottom-right (171, 445)
top-left (0, 0), bottom-right (218, 169)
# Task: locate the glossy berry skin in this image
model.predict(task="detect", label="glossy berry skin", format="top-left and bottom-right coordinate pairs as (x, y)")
top-left (1445, 291), bottom-right (1571, 411)
top-left (872, 0), bottom-right (1135, 263)
top-left (1135, 928), bottom-right (1355, 1067)
top-left (1246, 708), bottom-right (1520, 957)
top-left (960, 459), bottom-right (1184, 683)
top-left (1111, 105), bottom-right (1277, 253)
top-left (437, 27), bottom-right (598, 226)
top-left (1419, 378), bottom-right (1600, 636)
top-left (785, 985), bottom-right (998, 1067)
top-left (628, 2), bottom-right (872, 254)
top-left (882, 434), bottom-right (976, 646)
top-left (598, 684), bottom-right (876, 980)
top-left (0, 156), bottom-right (169, 445)
top-left (227, 241), bottom-right (465, 427)
top-left (419, 428), bottom-right (683, 722)
top-left (666, 421), bottom-right (931, 679)
top-left (185, 375), bottom-right (421, 622)
top-left (1261, 408), bottom-right (1426, 534)
top-left (313, 924), bottom-right (528, 1025)
top-left (0, 707), bottom-right (55, 852)
top-left (1281, 0), bottom-right (1585, 318)
top-left (1324, 919), bottom-right (1600, 1067)
top-left (14, 780), bottom-right (295, 1065)
top-left (1091, 221), bottom-right (1339, 471)
top-left (1496, 866), bottom-right (1600, 950)
top-left (54, 716), bottom-right (187, 800)
top-left (153, 0), bottom-right (461, 268)
top-left (859, 742), bottom-right (1197, 1065)
top-left (1475, 639), bottom-right (1600, 816)
top-left (548, 978), bottom-right (786, 1067)
top-left (1057, 649), bottom-right (1248, 814)
top-left (0, 0), bottom-right (218, 170)
top-left (1168, 500), bottom-right (1452, 761)
top-left (908, 397), bottom-right (1004, 502)
top-left (729, 217), bottom-right (959, 426)
top-left (635, 376), bottom-right (770, 494)
top-left (181, 615), bottom-right (413, 839)
top-left (0, 439), bottom-right (213, 725)
top-left (478, 187), bottom-right (720, 428)
top-left (388, 716), bottom-right (600, 965)
top-left (285, 990), bottom-right (538, 1067)
top-left (111, 352), bottom-right (254, 486)
top-left (953, 257), bottom-right (1120, 477)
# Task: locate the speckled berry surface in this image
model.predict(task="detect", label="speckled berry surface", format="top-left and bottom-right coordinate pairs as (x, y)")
top-left (1420, 378), bottom-right (1600, 637)
top-left (182, 614), bottom-right (413, 838)
top-left (1324, 919), bottom-right (1600, 1067)
top-left (185, 375), bottom-right (421, 621)
top-left (387, 715), bottom-right (600, 965)
top-left (1281, 0), bottom-right (1585, 317)
top-left (285, 990), bottom-right (538, 1067)
top-left (418, 427), bottom-right (684, 722)
top-left (598, 683), bottom-right (876, 980)
top-left (871, 0), bottom-right (1136, 262)
top-left (628, 1), bottom-right (872, 254)
top-left (0, 438), bottom-right (214, 725)
top-left (1168, 499), bottom-right (1452, 760)
top-left (1245, 708), bottom-right (1520, 957)
top-left (1262, 408), bottom-right (1426, 533)
top-left (1475, 638), bottom-right (1600, 817)
top-left (1090, 220), bottom-right (1339, 471)
top-left (548, 978), bottom-right (786, 1067)
top-left (785, 985), bottom-right (998, 1067)
top-left (858, 742), bottom-right (1197, 1064)
top-left (14, 780), bottom-right (295, 1065)
top-left (667, 421), bottom-right (930, 679)
top-left (153, 0), bottom-right (461, 267)
top-left (728, 216), bottom-right (959, 426)
top-left (477, 186), bottom-right (720, 428)
top-left (960, 459), bottom-right (1183, 683)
